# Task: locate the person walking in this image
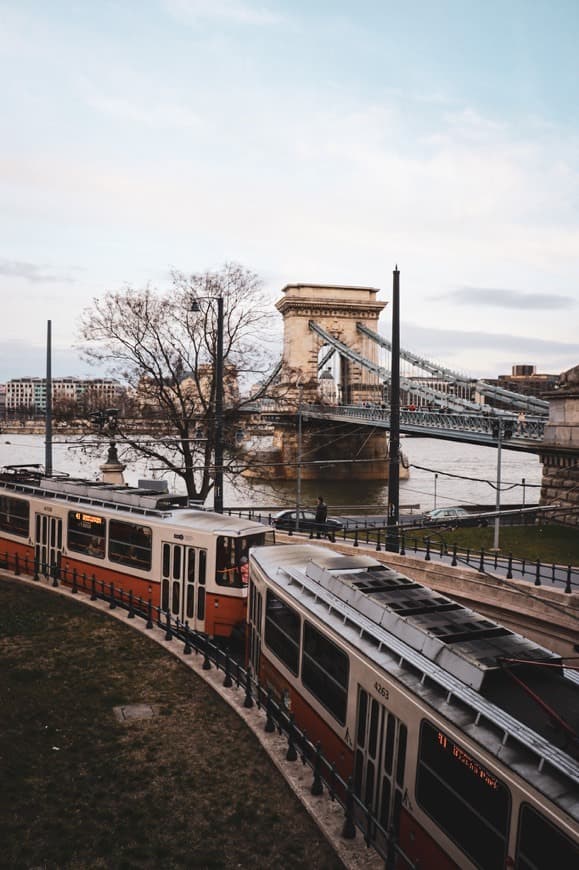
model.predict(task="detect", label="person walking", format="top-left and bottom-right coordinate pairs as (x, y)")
top-left (517, 411), bottom-right (527, 435)
top-left (314, 496), bottom-right (327, 538)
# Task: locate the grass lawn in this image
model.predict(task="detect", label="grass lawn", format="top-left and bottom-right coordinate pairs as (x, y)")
top-left (0, 578), bottom-right (342, 870)
top-left (399, 524), bottom-right (579, 566)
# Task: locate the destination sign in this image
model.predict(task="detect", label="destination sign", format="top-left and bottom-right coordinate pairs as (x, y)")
top-left (74, 512), bottom-right (104, 526)
top-left (436, 729), bottom-right (498, 790)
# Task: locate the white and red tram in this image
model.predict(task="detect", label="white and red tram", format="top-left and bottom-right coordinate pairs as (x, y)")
top-left (247, 544), bottom-right (579, 870)
top-left (0, 470), bottom-right (273, 638)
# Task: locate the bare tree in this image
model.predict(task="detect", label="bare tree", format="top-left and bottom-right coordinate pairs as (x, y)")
top-left (79, 263), bottom-right (279, 500)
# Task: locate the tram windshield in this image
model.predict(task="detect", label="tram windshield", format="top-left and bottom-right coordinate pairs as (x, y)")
top-left (216, 531), bottom-right (274, 587)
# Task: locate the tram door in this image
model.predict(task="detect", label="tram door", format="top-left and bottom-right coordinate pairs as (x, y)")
top-left (35, 513), bottom-right (63, 579)
top-left (353, 687), bottom-right (408, 847)
top-left (161, 542), bottom-right (207, 632)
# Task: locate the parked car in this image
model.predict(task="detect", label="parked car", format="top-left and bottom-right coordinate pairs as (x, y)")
top-left (422, 507), bottom-right (488, 527)
top-left (272, 509), bottom-right (344, 535)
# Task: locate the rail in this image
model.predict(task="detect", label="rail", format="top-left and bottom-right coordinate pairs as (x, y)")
top-left (0, 550), bottom-right (418, 869)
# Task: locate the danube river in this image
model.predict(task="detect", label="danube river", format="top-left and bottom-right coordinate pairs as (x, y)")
top-left (0, 433), bottom-right (542, 514)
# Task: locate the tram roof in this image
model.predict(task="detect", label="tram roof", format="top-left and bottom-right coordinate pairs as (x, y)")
top-left (0, 472), bottom-right (269, 535)
top-left (252, 544), bottom-right (579, 810)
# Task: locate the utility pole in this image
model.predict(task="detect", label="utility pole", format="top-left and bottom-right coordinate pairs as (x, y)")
top-left (45, 320), bottom-right (53, 477)
top-left (295, 381), bottom-right (303, 532)
top-left (386, 266), bottom-right (400, 552)
top-left (214, 295), bottom-right (224, 513)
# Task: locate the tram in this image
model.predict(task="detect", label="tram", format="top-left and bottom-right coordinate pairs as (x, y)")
top-left (0, 469), bottom-right (273, 638)
top-left (247, 544), bottom-right (579, 869)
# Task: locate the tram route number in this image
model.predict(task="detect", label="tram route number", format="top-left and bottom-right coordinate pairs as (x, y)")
top-left (374, 681), bottom-right (389, 700)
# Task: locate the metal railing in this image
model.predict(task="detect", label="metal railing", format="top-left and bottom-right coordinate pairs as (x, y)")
top-left (0, 550), bottom-right (418, 869)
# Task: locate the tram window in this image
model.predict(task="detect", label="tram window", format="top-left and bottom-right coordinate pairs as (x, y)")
top-left (264, 589), bottom-right (300, 676)
top-left (187, 549), bottom-right (195, 582)
top-left (162, 578), bottom-right (169, 611)
top-left (109, 520), bottom-right (152, 571)
top-left (173, 546), bottom-right (181, 580)
top-left (199, 550), bottom-right (206, 584)
top-left (301, 621), bottom-right (349, 725)
top-left (67, 510), bottom-right (106, 558)
top-left (517, 804), bottom-right (578, 870)
top-left (197, 586), bottom-right (205, 620)
top-left (369, 698), bottom-right (379, 758)
top-left (186, 584), bottom-right (194, 619)
top-left (384, 713), bottom-right (396, 775)
top-left (396, 723), bottom-right (407, 786)
top-left (357, 689), bottom-right (368, 747)
top-left (172, 581), bottom-right (180, 612)
top-left (416, 720), bottom-right (510, 870)
top-left (0, 496), bottom-right (29, 537)
top-left (163, 544), bottom-right (170, 577)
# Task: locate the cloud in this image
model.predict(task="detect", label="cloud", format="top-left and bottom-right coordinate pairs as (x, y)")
top-left (0, 259), bottom-right (76, 284)
top-left (78, 77), bottom-right (204, 131)
top-left (442, 288), bottom-right (575, 310)
top-left (164, 0), bottom-right (284, 26)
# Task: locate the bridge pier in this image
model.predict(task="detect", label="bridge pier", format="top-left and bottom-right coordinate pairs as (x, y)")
top-left (243, 417), bottom-right (408, 481)
top-left (539, 369), bottom-right (579, 526)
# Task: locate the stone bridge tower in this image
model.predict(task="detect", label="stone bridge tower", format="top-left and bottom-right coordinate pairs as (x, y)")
top-left (276, 283), bottom-right (386, 404)
top-left (245, 283), bottom-right (405, 481)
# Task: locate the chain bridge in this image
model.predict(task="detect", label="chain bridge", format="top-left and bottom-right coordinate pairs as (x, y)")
top-left (241, 283), bottom-right (558, 482)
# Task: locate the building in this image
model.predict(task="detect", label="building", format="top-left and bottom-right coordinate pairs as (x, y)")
top-left (4, 377), bottom-right (124, 414)
top-left (487, 365), bottom-right (559, 400)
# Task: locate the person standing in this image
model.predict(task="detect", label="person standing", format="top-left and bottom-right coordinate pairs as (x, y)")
top-left (315, 496), bottom-right (327, 538)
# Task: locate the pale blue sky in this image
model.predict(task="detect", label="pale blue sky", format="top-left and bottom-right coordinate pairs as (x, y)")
top-left (1, 0), bottom-right (578, 380)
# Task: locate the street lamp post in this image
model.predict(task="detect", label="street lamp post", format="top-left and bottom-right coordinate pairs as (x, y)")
top-left (386, 265), bottom-right (401, 553)
top-left (191, 294), bottom-right (224, 514)
top-left (295, 381), bottom-right (303, 532)
top-left (434, 473), bottom-right (438, 509)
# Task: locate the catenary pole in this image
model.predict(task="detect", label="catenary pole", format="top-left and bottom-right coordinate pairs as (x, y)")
top-left (386, 266), bottom-right (400, 552)
top-left (45, 320), bottom-right (53, 477)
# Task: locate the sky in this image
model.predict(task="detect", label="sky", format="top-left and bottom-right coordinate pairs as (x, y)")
top-left (1, 0), bottom-right (578, 382)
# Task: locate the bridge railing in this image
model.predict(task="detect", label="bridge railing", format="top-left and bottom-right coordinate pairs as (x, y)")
top-left (302, 404), bottom-right (546, 442)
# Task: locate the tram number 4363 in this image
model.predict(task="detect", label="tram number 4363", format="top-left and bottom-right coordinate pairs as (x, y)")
top-left (374, 681), bottom-right (389, 700)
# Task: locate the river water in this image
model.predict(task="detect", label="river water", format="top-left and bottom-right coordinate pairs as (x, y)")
top-left (0, 433), bottom-right (542, 514)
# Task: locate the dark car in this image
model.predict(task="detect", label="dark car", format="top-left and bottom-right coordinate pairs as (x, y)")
top-left (422, 507), bottom-right (488, 527)
top-left (272, 509), bottom-right (344, 535)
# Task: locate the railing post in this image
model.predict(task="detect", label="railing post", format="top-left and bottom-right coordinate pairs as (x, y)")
top-left (311, 742), bottom-right (323, 796)
top-left (23, 554), bottom-right (29, 575)
top-left (223, 647), bottom-right (232, 686)
top-left (51, 561), bottom-right (58, 588)
top-left (341, 776), bottom-right (356, 840)
top-left (146, 598), bottom-right (153, 630)
top-left (385, 825), bottom-right (398, 870)
top-left (243, 666), bottom-right (253, 709)
top-left (109, 582), bottom-right (116, 609)
top-left (353, 529), bottom-right (359, 548)
top-left (478, 549), bottom-right (485, 573)
top-left (71, 568), bottom-right (78, 594)
top-left (534, 559), bottom-right (541, 586)
top-left (286, 712), bottom-right (297, 761)
top-left (183, 621), bottom-right (192, 655)
top-left (202, 635), bottom-right (211, 670)
top-left (506, 553), bottom-right (513, 579)
top-left (451, 543), bottom-right (458, 567)
top-left (375, 528), bottom-right (381, 552)
top-left (265, 689), bottom-right (275, 733)
top-left (14, 552), bottom-right (20, 576)
top-left (127, 589), bottom-right (135, 618)
top-left (90, 574), bottom-right (97, 600)
top-left (424, 537), bottom-right (431, 561)
top-left (165, 611), bottom-right (173, 641)
top-left (33, 554), bottom-right (39, 581)
top-left (565, 566), bottom-right (572, 594)
top-left (399, 530), bottom-right (405, 556)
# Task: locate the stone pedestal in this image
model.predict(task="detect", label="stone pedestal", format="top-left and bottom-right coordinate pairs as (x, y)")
top-left (99, 441), bottom-right (126, 485)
